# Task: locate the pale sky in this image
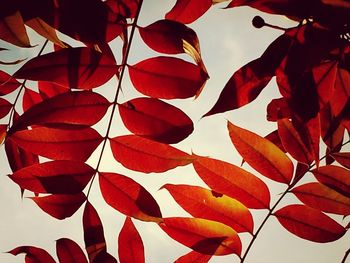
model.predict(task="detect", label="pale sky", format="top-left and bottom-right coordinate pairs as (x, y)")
top-left (0, 1), bottom-right (349, 263)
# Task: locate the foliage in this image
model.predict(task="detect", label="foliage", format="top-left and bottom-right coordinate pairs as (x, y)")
top-left (0, 0), bottom-right (350, 262)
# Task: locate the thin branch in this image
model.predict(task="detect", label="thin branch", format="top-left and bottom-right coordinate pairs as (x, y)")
top-left (341, 248), bottom-right (350, 263)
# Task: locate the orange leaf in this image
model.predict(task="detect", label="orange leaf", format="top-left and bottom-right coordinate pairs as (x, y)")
top-left (99, 172), bottom-right (162, 222)
top-left (14, 47), bottom-right (118, 89)
top-left (312, 165), bottom-right (350, 198)
top-left (193, 155), bottom-right (270, 209)
top-left (10, 126), bottom-right (103, 161)
top-left (274, 204), bottom-right (346, 243)
top-left (331, 152), bottom-right (350, 169)
top-left (228, 121), bottom-right (294, 184)
top-left (8, 246), bottom-right (55, 263)
top-left (119, 97), bottom-right (193, 144)
top-left (292, 182), bottom-right (350, 215)
top-left (175, 250), bottom-right (212, 263)
top-left (0, 11), bottom-right (31, 47)
top-left (56, 238), bottom-right (88, 263)
top-left (159, 217), bottom-right (242, 256)
top-left (30, 192), bottom-right (86, 220)
top-left (118, 217), bottom-right (145, 263)
top-left (128, 56), bottom-right (207, 99)
top-left (162, 184), bottom-right (253, 233)
top-left (165, 0), bottom-right (212, 24)
top-left (109, 135), bottom-right (194, 173)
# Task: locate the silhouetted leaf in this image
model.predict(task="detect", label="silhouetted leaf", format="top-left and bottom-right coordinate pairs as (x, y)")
top-left (166, 0), bottom-right (212, 24)
top-left (56, 238), bottom-right (88, 263)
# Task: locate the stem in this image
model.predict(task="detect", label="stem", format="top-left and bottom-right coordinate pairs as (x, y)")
top-left (86, 0), bottom-right (144, 198)
top-left (341, 248), bottom-right (350, 263)
top-left (241, 139), bottom-right (350, 263)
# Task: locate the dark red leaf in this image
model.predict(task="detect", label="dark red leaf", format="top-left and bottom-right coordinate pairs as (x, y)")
top-left (118, 217), bottom-right (145, 263)
top-left (92, 251), bottom-right (118, 263)
top-left (128, 56), bottom-right (207, 99)
top-left (0, 97), bottom-right (11, 119)
top-left (56, 238), bottom-right (88, 263)
top-left (274, 204), bottom-right (346, 242)
top-left (38, 81), bottom-right (69, 99)
top-left (165, 0), bottom-right (212, 24)
top-left (8, 246), bottom-right (55, 263)
top-left (99, 172), bottom-right (162, 222)
top-left (31, 192), bottom-right (86, 220)
top-left (331, 152), bottom-right (350, 169)
top-left (0, 70), bottom-right (20, 95)
top-left (266, 97), bottom-right (292, 121)
top-left (14, 47), bottom-right (118, 90)
top-left (9, 160), bottom-right (95, 194)
top-left (0, 11), bottom-right (31, 47)
top-left (119, 97), bottom-right (193, 144)
top-left (175, 251), bottom-right (211, 263)
top-left (330, 68), bottom-right (350, 118)
top-left (10, 126), bottom-right (103, 161)
top-left (22, 88), bottom-right (43, 112)
top-left (109, 135), bottom-right (194, 173)
top-left (291, 162), bottom-right (309, 185)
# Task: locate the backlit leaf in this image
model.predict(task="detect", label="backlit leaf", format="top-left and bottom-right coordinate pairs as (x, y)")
top-left (10, 91), bottom-right (111, 133)
top-left (165, 0), bottom-right (212, 24)
top-left (109, 135), bottom-right (193, 173)
top-left (99, 172), bottom-right (162, 222)
top-left (162, 184), bottom-right (253, 233)
top-left (119, 97), bottom-right (193, 144)
top-left (331, 152), bottom-right (350, 169)
top-left (264, 130), bottom-right (285, 153)
top-left (0, 70), bottom-right (20, 95)
top-left (312, 165), bottom-right (350, 198)
top-left (38, 81), bottom-right (69, 99)
top-left (292, 182), bottom-right (350, 215)
top-left (30, 192), bottom-right (86, 220)
top-left (175, 251), bottom-right (212, 263)
top-left (128, 56), bottom-right (206, 99)
top-left (159, 217), bottom-right (242, 256)
top-left (0, 97), bottom-right (11, 119)
top-left (8, 246), bottom-right (55, 263)
top-left (0, 11), bottom-right (31, 47)
top-left (193, 155), bottom-right (270, 209)
top-left (228, 121), bottom-right (293, 184)
top-left (10, 126), bottom-right (102, 161)
top-left (274, 204), bottom-right (346, 242)
top-left (83, 202), bottom-right (106, 262)
top-left (56, 238), bottom-right (88, 263)
top-left (14, 47), bottom-right (118, 89)
top-left (118, 217), bottom-right (145, 263)
top-left (22, 88), bottom-right (43, 112)
top-left (9, 160), bottom-right (95, 194)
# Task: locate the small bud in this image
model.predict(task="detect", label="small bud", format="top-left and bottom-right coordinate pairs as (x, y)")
top-left (252, 16), bottom-right (265, 28)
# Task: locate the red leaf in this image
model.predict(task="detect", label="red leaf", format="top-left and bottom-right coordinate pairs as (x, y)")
top-left (31, 192), bottom-right (86, 220)
top-left (119, 97), bottom-right (193, 144)
top-left (109, 135), bottom-right (194, 173)
top-left (83, 202), bottom-right (106, 262)
top-left (56, 238), bottom-right (88, 263)
top-left (228, 121), bottom-right (294, 184)
top-left (10, 126), bottom-right (102, 161)
top-left (99, 172), bottom-right (162, 222)
top-left (22, 88), bottom-right (43, 112)
top-left (277, 118), bottom-right (314, 164)
top-left (193, 155), bottom-right (270, 209)
top-left (330, 67), bottom-right (350, 117)
top-left (274, 204), bottom-right (346, 242)
top-left (118, 217), bottom-right (145, 263)
top-left (128, 56), bottom-right (207, 99)
top-left (92, 251), bottom-right (118, 263)
top-left (0, 124), bottom-right (6, 144)
top-left (331, 152), bottom-right (350, 169)
top-left (0, 70), bottom-right (20, 95)
top-left (312, 165), bottom-right (350, 198)
top-left (10, 91), bottom-right (111, 134)
top-left (8, 246), bottom-right (55, 263)
top-left (264, 130), bottom-right (286, 152)
top-left (292, 182), bottom-right (350, 215)
top-left (0, 11), bottom-right (31, 47)
top-left (266, 97), bottom-right (292, 121)
top-left (0, 97), bottom-right (11, 119)
top-left (159, 217), bottom-right (242, 256)
top-left (165, 0), bottom-right (212, 24)
top-left (162, 184), bottom-right (253, 233)
top-left (38, 81), bottom-right (69, 99)
top-left (175, 251), bottom-right (211, 263)
top-left (14, 47), bottom-right (118, 89)
top-left (9, 160), bottom-right (95, 194)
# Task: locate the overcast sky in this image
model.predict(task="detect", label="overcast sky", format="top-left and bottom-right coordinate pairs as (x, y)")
top-left (0, 1), bottom-right (349, 263)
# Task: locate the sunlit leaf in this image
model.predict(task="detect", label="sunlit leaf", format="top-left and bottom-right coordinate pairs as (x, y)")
top-left (0, 97), bottom-right (12, 119)
top-left (56, 238), bottom-right (88, 263)
top-left (8, 246), bottom-right (55, 263)
top-left (264, 130), bottom-right (285, 153)
top-left (119, 97), bottom-right (193, 144)
top-left (118, 217), bottom-right (145, 263)
top-left (193, 155), bottom-right (270, 209)
top-left (109, 135), bottom-right (194, 173)
top-left (274, 204), bottom-right (346, 242)
top-left (99, 172), bottom-right (162, 222)
top-left (175, 250), bottom-right (212, 263)
top-left (165, 0), bottom-right (212, 24)
top-left (312, 165), bottom-right (350, 198)
top-left (128, 56), bottom-right (207, 99)
top-left (228, 121), bottom-right (293, 184)
top-left (30, 192), bottom-right (86, 220)
top-left (9, 160), bottom-right (95, 194)
top-left (10, 126), bottom-right (102, 161)
top-left (162, 184), bottom-right (253, 233)
top-left (160, 217), bottom-right (241, 256)
top-left (331, 152), bottom-right (350, 169)
top-left (0, 11), bottom-right (31, 47)
top-left (14, 47), bottom-right (118, 89)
